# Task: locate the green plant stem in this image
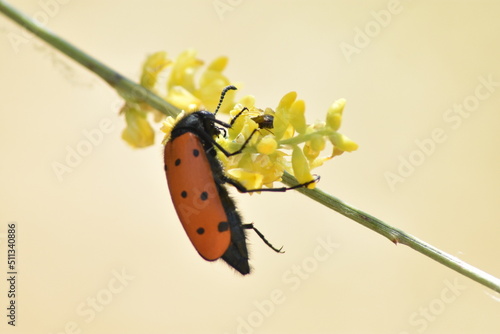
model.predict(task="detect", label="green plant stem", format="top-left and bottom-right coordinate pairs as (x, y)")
top-left (278, 129), bottom-right (335, 146)
top-left (282, 173), bottom-right (500, 292)
top-left (1, 0), bottom-right (499, 293)
top-left (0, 0), bottom-right (178, 118)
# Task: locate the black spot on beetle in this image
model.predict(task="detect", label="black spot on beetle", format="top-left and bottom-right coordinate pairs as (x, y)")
top-left (218, 222), bottom-right (229, 232)
top-left (200, 191), bottom-right (208, 201)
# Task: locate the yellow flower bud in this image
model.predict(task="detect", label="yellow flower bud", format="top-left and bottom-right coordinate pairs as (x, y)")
top-left (227, 168), bottom-right (264, 190)
top-left (121, 107), bottom-right (155, 148)
top-left (289, 99), bottom-right (307, 134)
top-left (197, 57), bottom-right (233, 112)
top-left (274, 91), bottom-right (297, 140)
top-left (257, 135), bottom-right (278, 155)
top-left (310, 133), bottom-right (326, 152)
top-left (166, 86), bottom-right (201, 111)
top-left (329, 133), bottom-right (359, 152)
top-left (197, 80), bottom-right (234, 113)
top-left (303, 141), bottom-right (320, 161)
top-left (326, 98), bottom-right (346, 131)
top-left (303, 131), bottom-right (326, 162)
top-left (292, 146), bottom-right (315, 189)
top-left (167, 49), bottom-right (203, 92)
top-left (207, 56), bottom-right (228, 73)
top-left (140, 51), bottom-right (171, 89)
top-left (237, 119), bottom-right (259, 144)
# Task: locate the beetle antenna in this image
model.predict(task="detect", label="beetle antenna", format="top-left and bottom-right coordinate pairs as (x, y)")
top-left (214, 85), bottom-right (237, 115)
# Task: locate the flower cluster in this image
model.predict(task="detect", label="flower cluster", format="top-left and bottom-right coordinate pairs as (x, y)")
top-left (121, 49), bottom-right (235, 148)
top-left (122, 50), bottom-right (358, 190)
top-left (209, 93), bottom-right (358, 190)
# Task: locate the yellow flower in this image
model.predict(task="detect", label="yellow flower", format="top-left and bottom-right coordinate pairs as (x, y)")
top-left (121, 49), bottom-right (240, 148)
top-left (140, 51), bottom-right (171, 90)
top-left (329, 132), bottom-right (359, 152)
top-left (288, 99), bottom-right (307, 134)
top-left (257, 135), bottom-right (277, 155)
top-left (167, 49), bottom-right (203, 93)
top-left (121, 106), bottom-right (155, 148)
top-left (273, 91), bottom-right (297, 140)
top-left (227, 169), bottom-right (264, 191)
top-left (122, 49), bottom-right (359, 193)
top-left (215, 91), bottom-right (358, 190)
top-left (326, 98), bottom-right (346, 131)
top-left (196, 56), bottom-right (235, 113)
top-left (292, 146), bottom-right (315, 189)
top-left (224, 150), bottom-right (288, 190)
top-left (160, 111), bottom-right (185, 144)
top-left (165, 86), bottom-right (201, 113)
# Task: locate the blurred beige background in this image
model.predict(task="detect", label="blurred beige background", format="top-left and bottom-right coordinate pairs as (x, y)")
top-left (1, 1), bottom-right (499, 333)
